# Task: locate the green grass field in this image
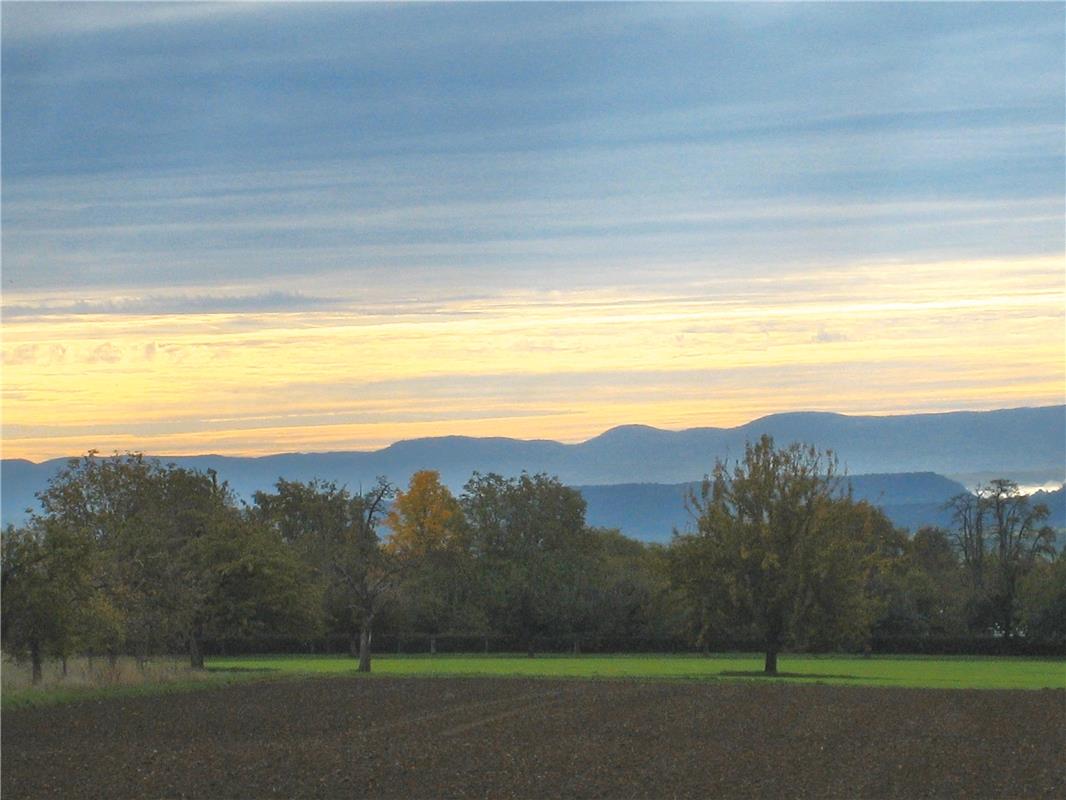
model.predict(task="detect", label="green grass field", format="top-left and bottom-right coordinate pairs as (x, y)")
top-left (4, 652), bottom-right (1061, 708)
top-left (207, 652), bottom-right (1066, 690)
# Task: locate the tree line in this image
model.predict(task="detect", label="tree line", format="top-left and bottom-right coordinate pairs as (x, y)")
top-left (3, 437), bottom-right (1063, 682)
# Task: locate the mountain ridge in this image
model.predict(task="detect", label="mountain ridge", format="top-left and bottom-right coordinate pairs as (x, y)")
top-left (3, 406), bottom-right (1063, 533)
top-left (10, 405), bottom-right (1061, 465)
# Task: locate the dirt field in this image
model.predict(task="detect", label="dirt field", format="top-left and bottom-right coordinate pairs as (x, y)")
top-left (3, 677), bottom-right (1064, 799)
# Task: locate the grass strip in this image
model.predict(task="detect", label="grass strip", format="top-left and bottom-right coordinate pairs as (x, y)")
top-left (5, 652), bottom-right (1062, 708)
top-left (207, 652), bottom-right (1066, 691)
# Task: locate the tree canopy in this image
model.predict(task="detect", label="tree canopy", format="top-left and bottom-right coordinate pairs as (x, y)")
top-left (2, 446), bottom-right (1062, 682)
top-left (254, 478), bottom-right (396, 671)
top-left (675, 435), bottom-right (898, 673)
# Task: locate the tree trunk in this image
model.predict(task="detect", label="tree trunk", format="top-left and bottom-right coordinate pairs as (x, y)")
top-left (188, 633), bottom-right (204, 670)
top-left (30, 639), bottom-right (43, 685)
top-left (764, 623), bottom-right (782, 674)
top-left (483, 635), bottom-right (489, 654)
top-left (764, 647), bottom-right (778, 675)
top-left (108, 648), bottom-right (118, 669)
top-left (358, 622), bottom-right (372, 673)
top-left (572, 636), bottom-right (580, 656)
top-left (1002, 592), bottom-right (1015, 641)
top-left (61, 655), bottom-right (68, 678)
top-left (527, 638), bottom-right (536, 658)
top-left (430, 634), bottom-right (437, 655)
top-left (348, 630), bottom-right (359, 659)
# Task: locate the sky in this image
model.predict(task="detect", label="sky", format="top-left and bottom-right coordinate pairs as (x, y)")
top-left (2, 2), bottom-right (1064, 461)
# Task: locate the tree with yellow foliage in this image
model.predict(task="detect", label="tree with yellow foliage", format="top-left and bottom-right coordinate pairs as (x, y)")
top-left (385, 471), bottom-right (480, 652)
top-left (385, 470), bottom-right (464, 559)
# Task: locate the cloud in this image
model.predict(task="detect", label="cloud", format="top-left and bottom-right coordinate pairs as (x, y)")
top-left (87, 343), bottom-right (123, 364)
top-left (2, 344), bottom-right (38, 365)
top-left (3, 2), bottom-right (1061, 299)
top-left (2, 343), bottom-right (67, 365)
top-left (812, 329), bottom-right (849, 344)
top-left (1, 3), bottom-right (261, 42)
top-left (1, 292), bottom-right (340, 318)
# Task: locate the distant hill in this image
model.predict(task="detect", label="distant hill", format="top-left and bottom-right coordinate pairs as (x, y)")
top-left (1030, 486), bottom-right (1066, 528)
top-left (577, 473), bottom-right (972, 542)
top-left (3, 405), bottom-right (1063, 531)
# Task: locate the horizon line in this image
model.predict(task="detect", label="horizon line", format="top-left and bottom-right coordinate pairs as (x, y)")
top-left (4, 403), bottom-right (1062, 466)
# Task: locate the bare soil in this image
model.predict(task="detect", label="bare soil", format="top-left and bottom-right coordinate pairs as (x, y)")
top-left (3, 677), bottom-right (1064, 799)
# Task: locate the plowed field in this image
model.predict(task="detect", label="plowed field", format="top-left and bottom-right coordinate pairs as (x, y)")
top-left (3, 677), bottom-right (1064, 799)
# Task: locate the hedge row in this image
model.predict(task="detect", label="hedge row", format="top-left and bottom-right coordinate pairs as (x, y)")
top-left (868, 635), bottom-right (1066, 657)
top-left (198, 634), bottom-right (1066, 657)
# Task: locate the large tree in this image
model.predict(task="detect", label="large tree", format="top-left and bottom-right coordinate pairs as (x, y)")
top-left (192, 510), bottom-right (323, 657)
top-left (461, 472), bottom-right (590, 656)
top-left (946, 490), bottom-right (993, 631)
top-left (1, 520), bottom-right (100, 683)
top-left (876, 526), bottom-right (968, 637)
top-left (35, 453), bottom-right (219, 664)
top-left (978, 480), bottom-right (1055, 639)
top-left (570, 528), bottom-right (674, 647)
top-left (254, 478), bottom-right (395, 671)
top-left (676, 435), bottom-right (888, 673)
top-left (34, 452), bottom-right (313, 667)
top-left (947, 480), bottom-right (1056, 638)
top-left (1019, 556), bottom-right (1066, 643)
top-left (385, 471), bottom-right (481, 652)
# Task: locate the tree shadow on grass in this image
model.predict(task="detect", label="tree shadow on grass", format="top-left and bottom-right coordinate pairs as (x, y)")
top-left (205, 666), bottom-right (278, 673)
top-left (719, 670), bottom-right (874, 682)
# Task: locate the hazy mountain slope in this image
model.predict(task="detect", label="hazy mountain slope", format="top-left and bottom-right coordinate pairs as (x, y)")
top-left (0, 459), bottom-right (51, 522)
top-left (1030, 486), bottom-right (1065, 525)
top-left (578, 473), bottom-right (970, 542)
top-left (572, 406), bottom-right (1064, 484)
top-left (3, 406), bottom-right (1062, 528)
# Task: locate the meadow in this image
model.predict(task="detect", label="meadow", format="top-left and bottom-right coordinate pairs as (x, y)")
top-left (4, 651), bottom-right (1062, 711)
top-left (211, 652), bottom-right (1065, 690)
